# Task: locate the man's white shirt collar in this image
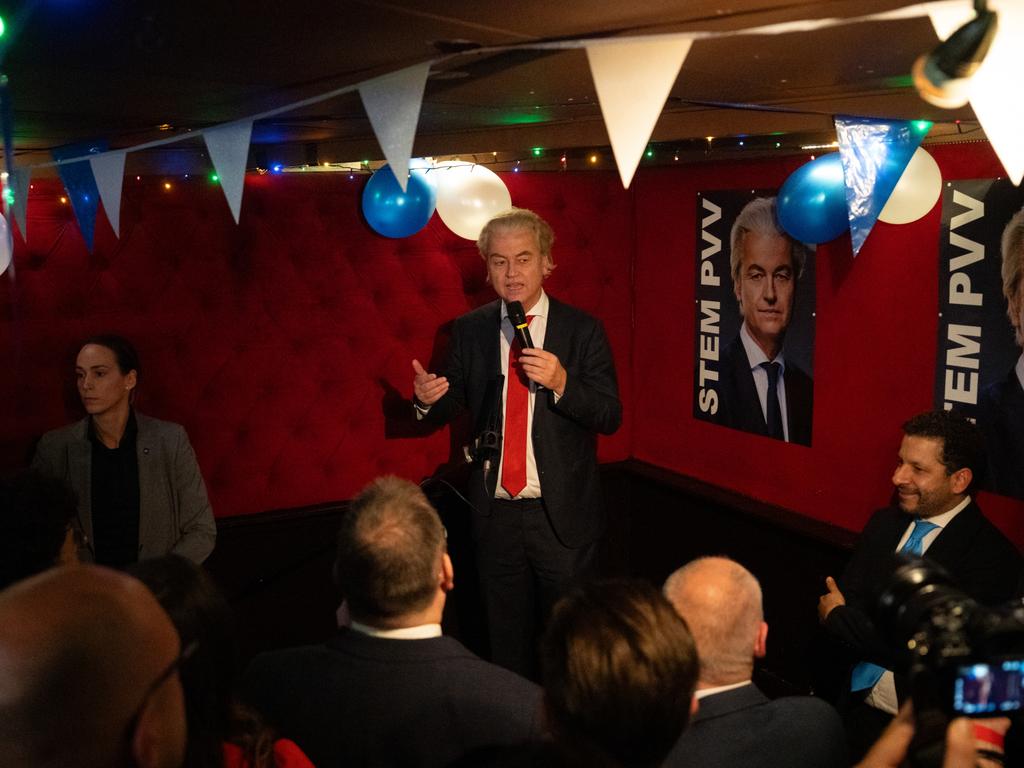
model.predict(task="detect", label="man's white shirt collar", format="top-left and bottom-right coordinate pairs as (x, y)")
top-left (921, 495), bottom-right (971, 531)
top-left (501, 290), bottom-right (549, 322)
top-left (349, 621), bottom-right (443, 640)
top-left (696, 680), bottom-right (752, 699)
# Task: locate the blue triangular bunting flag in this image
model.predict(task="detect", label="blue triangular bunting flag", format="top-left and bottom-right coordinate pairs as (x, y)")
top-left (52, 140), bottom-right (109, 252)
top-left (9, 167), bottom-right (30, 241)
top-left (834, 116), bottom-right (931, 256)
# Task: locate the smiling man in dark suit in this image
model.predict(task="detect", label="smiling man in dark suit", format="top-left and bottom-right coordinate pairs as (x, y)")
top-left (817, 410), bottom-right (1022, 760)
top-left (714, 197), bottom-right (813, 445)
top-left (411, 207), bottom-right (622, 678)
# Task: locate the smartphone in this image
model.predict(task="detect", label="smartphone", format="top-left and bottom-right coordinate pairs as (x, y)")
top-left (952, 660), bottom-right (1024, 715)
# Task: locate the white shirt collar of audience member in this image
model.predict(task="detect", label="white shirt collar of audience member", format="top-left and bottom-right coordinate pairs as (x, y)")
top-left (349, 621), bottom-right (443, 640)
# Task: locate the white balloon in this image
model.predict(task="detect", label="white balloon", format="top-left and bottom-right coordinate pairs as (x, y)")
top-left (0, 214), bottom-right (10, 277)
top-left (434, 162), bottom-right (512, 240)
top-left (878, 148), bottom-right (943, 225)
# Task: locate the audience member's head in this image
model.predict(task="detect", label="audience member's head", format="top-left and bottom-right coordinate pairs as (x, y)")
top-left (0, 565), bottom-right (186, 768)
top-left (130, 555), bottom-right (269, 768)
top-left (663, 557), bottom-right (767, 688)
top-left (0, 470), bottom-right (80, 590)
top-left (334, 475), bottom-right (453, 627)
top-left (540, 579), bottom-right (699, 768)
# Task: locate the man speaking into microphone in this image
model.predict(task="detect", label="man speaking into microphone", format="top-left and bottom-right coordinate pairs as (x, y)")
top-left (411, 208), bottom-right (621, 678)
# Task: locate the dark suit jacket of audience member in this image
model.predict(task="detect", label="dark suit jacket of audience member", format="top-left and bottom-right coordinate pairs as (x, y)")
top-left (711, 337), bottom-right (813, 446)
top-left (664, 683), bottom-right (847, 768)
top-left (976, 368), bottom-right (1024, 499)
top-left (825, 503), bottom-right (1022, 703)
top-left (241, 628), bottom-right (543, 768)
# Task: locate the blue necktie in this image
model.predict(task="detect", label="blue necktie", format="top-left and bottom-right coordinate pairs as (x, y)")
top-left (850, 519), bottom-right (940, 691)
top-left (760, 362), bottom-right (784, 440)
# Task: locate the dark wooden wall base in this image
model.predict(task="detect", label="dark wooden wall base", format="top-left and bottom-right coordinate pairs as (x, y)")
top-left (207, 460), bottom-right (856, 695)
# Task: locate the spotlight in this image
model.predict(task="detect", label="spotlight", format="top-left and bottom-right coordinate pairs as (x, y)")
top-left (912, 0), bottom-right (998, 108)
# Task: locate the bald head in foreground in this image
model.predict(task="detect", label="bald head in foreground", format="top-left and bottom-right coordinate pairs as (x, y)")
top-left (663, 557), bottom-right (846, 768)
top-left (0, 565), bottom-right (186, 768)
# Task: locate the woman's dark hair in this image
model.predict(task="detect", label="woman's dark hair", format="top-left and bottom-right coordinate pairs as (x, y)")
top-left (80, 334), bottom-right (141, 378)
top-left (128, 555), bottom-right (275, 768)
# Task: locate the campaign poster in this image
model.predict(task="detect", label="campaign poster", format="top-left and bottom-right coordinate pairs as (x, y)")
top-left (936, 180), bottom-right (1024, 499)
top-left (693, 189), bottom-right (816, 445)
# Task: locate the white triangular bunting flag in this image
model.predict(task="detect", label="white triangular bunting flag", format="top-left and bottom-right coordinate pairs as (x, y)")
top-left (968, 1), bottom-right (1024, 185)
top-left (925, 1), bottom-right (1024, 184)
top-left (587, 37), bottom-right (693, 188)
top-left (90, 150), bottom-right (127, 237)
top-left (359, 63), bottom-right (431, 192)
top-left (8, 167), bottom-right (29, 241)
top-left (204, 121), bottom-right (253, 223)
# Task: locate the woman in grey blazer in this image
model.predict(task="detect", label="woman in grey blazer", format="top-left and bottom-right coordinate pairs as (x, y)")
top-left (32, 335), bottom-right (216, 566)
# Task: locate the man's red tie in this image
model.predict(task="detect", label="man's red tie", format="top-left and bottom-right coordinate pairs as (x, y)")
top-left (501, 317), bottom-right (533, 497)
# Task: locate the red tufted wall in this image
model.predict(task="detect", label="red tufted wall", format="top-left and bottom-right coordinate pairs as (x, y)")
top-left (3, 147), bottom-right (1022, 547)
top-left (631, 141), bottom-right (1024, 545)
top-left (1, 172), bottom-right (633, 518)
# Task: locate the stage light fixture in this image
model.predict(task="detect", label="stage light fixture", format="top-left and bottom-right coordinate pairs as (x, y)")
top-left (912, 0), bottom-right (998, 108)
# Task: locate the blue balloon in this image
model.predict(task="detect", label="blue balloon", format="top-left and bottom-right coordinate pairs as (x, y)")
top-left (776, 153), bottom-right (849, 244)
top-left (361, 164), bottom-right (436, 238)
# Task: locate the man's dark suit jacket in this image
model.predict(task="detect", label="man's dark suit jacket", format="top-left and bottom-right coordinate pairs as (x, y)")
top-left (423, 296), bottom-right (621, 548)
top-left (977, 368), bottom-right (1024, 499)
top-left (711, 337), bottom-right (813, 446)
top-left (664, 683), bottom-right (847, 768)
top-left (240, 629), bottom-right (543, 768)
top-left (825, 503), bottom-right (1022, 702)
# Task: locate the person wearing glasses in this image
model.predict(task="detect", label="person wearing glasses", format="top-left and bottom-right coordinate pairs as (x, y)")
top-left (130, 555), bottom-right (315, 768)
top-left (0, 564), bottom-right (188, 768)
top-left (32, 334), bottom-right (216, 567)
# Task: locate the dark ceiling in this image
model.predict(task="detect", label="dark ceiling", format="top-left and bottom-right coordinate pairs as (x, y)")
top-left (0, 0), bottom-right (983, 176)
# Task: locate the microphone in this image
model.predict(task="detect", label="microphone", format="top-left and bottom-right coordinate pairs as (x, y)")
top-left (506, 301), bottom-right (534, 349)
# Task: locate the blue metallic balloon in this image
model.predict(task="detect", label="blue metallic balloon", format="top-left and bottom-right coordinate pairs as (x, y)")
top-left (776, 153), bottom-right (849, 245)
top-left (361, 164), bottom-right (436, 238)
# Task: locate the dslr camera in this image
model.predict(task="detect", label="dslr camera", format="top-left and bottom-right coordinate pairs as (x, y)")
top-left (874, 556), bottom-right (1024, 718)
top-left (871, 556), bottom-right (1024, 765)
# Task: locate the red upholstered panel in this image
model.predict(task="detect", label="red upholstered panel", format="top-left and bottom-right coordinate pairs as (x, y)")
top-left (4, 147), bottom-right (1020, 549)
top-left (631, 142), bottom-right (1024, 545)
top-left (0, 172), bottom-right (632, 517)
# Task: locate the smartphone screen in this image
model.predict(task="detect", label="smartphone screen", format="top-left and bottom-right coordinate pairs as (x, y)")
top-left (952, 661), bottom-right (1024, 715)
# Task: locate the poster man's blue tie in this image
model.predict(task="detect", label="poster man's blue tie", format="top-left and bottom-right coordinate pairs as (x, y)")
top-left (760, 362), bottom-right (784, 440)
top-left (849, 518), bottom-right (940, 691)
